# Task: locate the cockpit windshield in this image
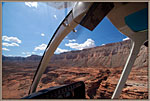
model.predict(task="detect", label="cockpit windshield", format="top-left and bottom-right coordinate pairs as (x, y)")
top-left (2, 2), bottom-right (75, 57)
top-left (2, 2), bottom-right (75, 98)
top-left (2, 2), bottom-right (148, 99)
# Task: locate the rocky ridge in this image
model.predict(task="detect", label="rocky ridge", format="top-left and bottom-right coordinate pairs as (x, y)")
top-left (2, 40), bottom-right (148, 99)
top-left (3, 40), bottom-right (148, 68)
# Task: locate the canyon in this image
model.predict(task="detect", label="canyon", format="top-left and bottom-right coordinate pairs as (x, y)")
top-left (2, 40), bottom-right (148, 99)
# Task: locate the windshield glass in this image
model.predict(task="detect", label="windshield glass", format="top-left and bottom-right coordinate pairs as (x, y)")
top-left (37, 17), bottom-right (148, 99)
top-left (2, 2), bottom-right (75, 98)
top-left (54, 17), bottom-right (127, 53)
top-left (2, 2), bottom-right (148, 99)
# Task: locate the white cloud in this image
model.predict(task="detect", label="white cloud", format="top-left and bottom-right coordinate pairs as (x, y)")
top-left (41, 33), bottom-right (45, 37)
top-left (2, 48), bottom-right (10, 51)
top-left (32, 52), bottom-right (36, 54)
top-left (26, 52), bottom-right (31, 56)
top-left (39, 53), bottom-right (43, 56)
top-left (2, 42), bottom-right (19, 47)
top-left (55, 48), bottom-right (70, 54)
top-left (53, 15), bottom-right (57, 19)
top-left (123, 37), bottom-right (130, 41)
top-left (4, 54), bottom-right (22, 57)
top-left (65, 36), bottom-right (68, 39)
top-left (25, 2), bottom-right (38, 8)
top-left (65, 38), bottom-right (95, 50)
top-left (22, 52), bottom-right (25, 54)
top-left (34, 44), bottom-right (47, 51)
top-left (2, 36), bottom-right (21, 43)
top-left (22, 52), bottom-right (31, 57)
top-left (102, 44), bottom-right (105, 46)
top-left (6, 55), bottom-right (13, 57)
top-left (26, 54), bottom-right (31, 57)
top-left (69, 39), bottom-right (76, 42)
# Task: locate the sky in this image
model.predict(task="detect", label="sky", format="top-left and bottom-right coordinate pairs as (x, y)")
top-left (2, 2), bottom-right (129, 57)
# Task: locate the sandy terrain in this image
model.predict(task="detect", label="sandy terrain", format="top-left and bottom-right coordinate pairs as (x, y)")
top-left (2, 63), bottom-right (148, 99)
top-left (2, 40), bottom-right (148, 99)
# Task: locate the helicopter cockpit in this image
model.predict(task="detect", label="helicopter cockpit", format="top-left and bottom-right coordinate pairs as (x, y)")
top-left (21, 2), bottom-right (148, 99)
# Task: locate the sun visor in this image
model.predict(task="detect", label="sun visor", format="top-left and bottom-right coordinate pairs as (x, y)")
top-left (79, 2), bottom-right (114, 31)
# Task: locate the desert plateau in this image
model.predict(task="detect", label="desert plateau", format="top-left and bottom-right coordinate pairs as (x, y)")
top-left (2, 40), bottom-right (148, 99)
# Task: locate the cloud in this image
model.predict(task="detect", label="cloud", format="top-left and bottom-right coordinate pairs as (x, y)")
top-left (2, 36), bottom-right (21, 43)
top-left (39, 53), bottom-right (43, 56)
top-left (2, 48), bottom-right (10, 51)
top-left (102, 44), bottom-right (105, 46)
top-left (26, 54), bottom-right (31, 57)
top-left (53, 15), bottom-right (57, 19)
top-left (34, 44), bottom-right (47, 51)
top-left (69, 39), bottom-right (76, 42)
top-left (6, 55), bottom-right (13, 57)
top-left (65, 38), bottom-right (95, 50)
top-left (41, 33), bottom-right (45, 37)
top-left (55, 48), bottom-right (70, 54)
top-left (122, 37), bottom-right (130, 41)
top-left (65, 36), bottom-right (68, 39)
top-left (25, 2), bottom-right (38, 8)
top-left (22, 52), bottom-right (31, 57)
top-left (22, 52), bottom-right (25, 54)
top-left (32, 52), bottom-right (36, 54)
top-left (2, 42), bottom-right (19, 47)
